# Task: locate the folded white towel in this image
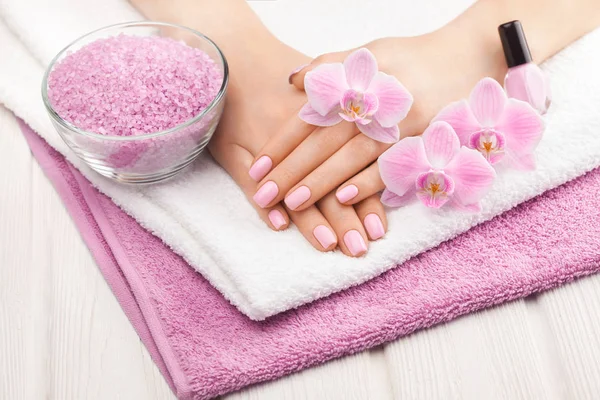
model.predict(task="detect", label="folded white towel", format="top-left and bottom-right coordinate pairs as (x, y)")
top-left (1, 0), bottom-right (600, 320)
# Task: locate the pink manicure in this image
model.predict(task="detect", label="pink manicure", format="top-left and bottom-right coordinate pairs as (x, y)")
top-left (253, 181), bottom-right (278, 208)
top-left (313, 225), bottom-right (336, 250)
top-left (336, 185), bottom-right (359, 203)
top-left (288, 64), bottom-right (309, 84)
top-left (344, 230), bottom-right (367, 256)
top-left (284, 186), bottom-right (311, 210)
top-left (249, 156), bottom-right (273, 182)
top-left (364, 214), bottom-right (385, 240)
top-left (268, 210), bottom-right (286, 230)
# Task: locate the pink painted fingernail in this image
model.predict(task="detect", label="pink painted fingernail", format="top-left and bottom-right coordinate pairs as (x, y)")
top-left (313, 225), bottom-right (336, 250)
top-left (364, 213), bottom-right (385, 240)
top-left (253, 181), bottom-right (279, 208)
top-left (288, 64), bottom-right (309, 84)
top-left (284, 186), bottom-right (311, 210)
top-left (268, 210), bottom-right (286, 230)
top-left (344, 230), bottom-right (367, 256)
top-left (336, 185), bottom-right (359, 203)
top-left (249, 156), bottom-right (273, 182)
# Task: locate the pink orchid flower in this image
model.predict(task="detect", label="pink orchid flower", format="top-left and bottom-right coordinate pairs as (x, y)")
top-left (432, 77), bottom-right (544, 169)
top-left (299, 48), bottom-right (413, 143)
top-left (378, 121), bottom-right (496, 211)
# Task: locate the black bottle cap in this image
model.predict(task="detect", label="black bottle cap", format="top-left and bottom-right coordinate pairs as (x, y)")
top-left (498, 20), bottom-right (532, 68)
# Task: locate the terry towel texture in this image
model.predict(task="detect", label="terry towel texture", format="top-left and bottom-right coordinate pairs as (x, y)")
top-left (2, 0), bottom-right (600, 319)
top-left (19, 118), bottom-right (600, 399)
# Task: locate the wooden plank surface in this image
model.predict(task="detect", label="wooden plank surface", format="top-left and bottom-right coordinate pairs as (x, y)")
top-left (1, 105), bottom-right (599, 400)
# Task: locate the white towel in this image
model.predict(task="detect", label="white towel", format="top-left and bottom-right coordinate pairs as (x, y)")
top-left (1, 0), bottom-right (600, 320)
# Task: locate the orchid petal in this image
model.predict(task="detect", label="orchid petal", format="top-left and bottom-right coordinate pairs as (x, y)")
top-left (378, 137), bottom-right (431, 196)
top-left (299, 103), bottom-right (343, 127)
top-left (431, 100), bottom-right (481, 145)
top-left (496, 99), bottom-right (544, 157)
top-left (304, 63), bottom-right (348, 115)
top-left (444, 147), bottom-right (496, 207)
top-left (362, 92), bottom-right (379, 115)
top-left (487, 151), bottom-right (506, 165)
top-left (416, 190), bottom-right (451, 209)
top-left (469, 77), bottom-right (507, 126)
top-left (357, 118), bottom-right (399, 143)
top-left (368, 71), bottom-right (413, 127)
top-left (344, 48), bottom-right (378, 91)
top-left (422, 121), bottom-right (460, 169)
top-left (354, 117), bottom-right (371, 125)
top-left (381, 188), bottom-right (415, 207)
top-left (339, 112), bottom-right (355, 122)
top-left (450, 199), bottom-right (482, 212)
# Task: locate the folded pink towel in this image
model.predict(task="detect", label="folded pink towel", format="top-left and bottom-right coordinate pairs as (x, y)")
top-left (20, 119), bottom-right (600, 400)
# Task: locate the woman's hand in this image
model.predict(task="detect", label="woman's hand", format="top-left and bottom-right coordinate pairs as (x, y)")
top-left (208, 44), bottom-right (388, 256)
top-left (129, 0), bottom-right (388, 256)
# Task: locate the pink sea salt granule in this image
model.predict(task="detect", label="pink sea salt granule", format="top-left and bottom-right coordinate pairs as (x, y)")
top-left (47, 34), bottom-right (222, 136)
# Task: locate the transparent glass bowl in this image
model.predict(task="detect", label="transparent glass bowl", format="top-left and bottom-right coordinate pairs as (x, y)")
top-left (41, 22), bottom-right (228, 184)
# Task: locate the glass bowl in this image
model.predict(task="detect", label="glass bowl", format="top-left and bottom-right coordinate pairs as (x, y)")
top-left (41, 21), bottom-right (228, 184)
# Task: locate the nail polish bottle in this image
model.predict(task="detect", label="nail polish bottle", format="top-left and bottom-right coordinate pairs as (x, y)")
top-left (498, 20), bottom-right (551, 114)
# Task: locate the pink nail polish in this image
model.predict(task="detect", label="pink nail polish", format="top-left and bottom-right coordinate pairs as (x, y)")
top-left (343, 230), bottom-right (367, 256)
top-left (249, 156), bottom-right (273, 182)
top-left (288, 64), bottom-right (309, 84)
top-left (253, 181), bottom-right (278, 208)
top-left (284, 186), bottom-right (311, 210)
top-left (336, 185), bottom-right (359, 203)
top-left (313, 225), bottom-right (336, 249)
top-left (268, 210), bottom-right (286, 230)
top-left (364, 213), bottom-right (385, 240)
top-left (499, 21), bottom-right (551, 114)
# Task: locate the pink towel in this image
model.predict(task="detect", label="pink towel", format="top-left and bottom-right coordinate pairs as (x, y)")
top-left (20, 119), bottom-right (600, 400)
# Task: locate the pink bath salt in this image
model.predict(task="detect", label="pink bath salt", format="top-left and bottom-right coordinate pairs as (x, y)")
top-left (47, 34), bottom-right (223, 136)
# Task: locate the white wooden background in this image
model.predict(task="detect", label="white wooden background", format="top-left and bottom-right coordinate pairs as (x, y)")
top-left (1, 104), bottom-right (600, 399)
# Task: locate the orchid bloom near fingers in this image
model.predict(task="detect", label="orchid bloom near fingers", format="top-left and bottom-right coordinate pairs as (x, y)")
top-left (299, 48), bottom-right (414, 143)
top-left (432, 77), bottom-right (544, 170)
top-left (378, 121), bottom-right (496, 211)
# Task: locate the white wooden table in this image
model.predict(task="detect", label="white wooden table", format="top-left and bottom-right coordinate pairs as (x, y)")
top-left (2, 104), bottom-right (600, 399)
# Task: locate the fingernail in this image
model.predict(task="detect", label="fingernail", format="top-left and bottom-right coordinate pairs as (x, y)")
top-left (344, 230), bottom-right (368, 257)
top-left (249, 156), bottom-right (273, 182)
top-left (268, 210), bottom-right (286, 230)
top-left (253, 181), bottom-right (278, 208)
top-left (336, 185), bottom-right (359, 203)
top-left (284, 186), bottom-right (311, 210)
top-left (288, 64), bottom-right (309, 84)
top-left (364, 213), bottom-right (385, 240)
top-left (313, 225), bottom-right (336, 250)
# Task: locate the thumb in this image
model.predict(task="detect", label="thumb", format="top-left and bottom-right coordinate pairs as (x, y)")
top-left (288, 51), bottom-right (350, 90)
